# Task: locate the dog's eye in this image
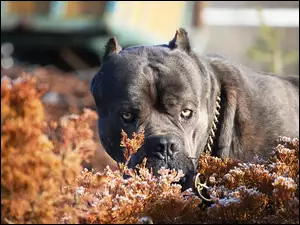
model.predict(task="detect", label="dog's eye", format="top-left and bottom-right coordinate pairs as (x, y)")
top-left (181, 109), bottom-right (193, 119)
top-left (121, 112), bottom-right (133, 122)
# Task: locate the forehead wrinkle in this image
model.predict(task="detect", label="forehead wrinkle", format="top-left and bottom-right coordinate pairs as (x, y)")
top-left (143, 66), bottom-right (157, 105)
top-left (166, 54), bottom-right (201, 102)
top-left (125, 63), bottom-right (157, 113)
top-left (154, 60), bottom-right (194, 100)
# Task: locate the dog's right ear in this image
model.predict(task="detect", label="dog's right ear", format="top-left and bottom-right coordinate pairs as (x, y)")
top-left (103, 36), bottom-right (122, 59)
top-left (169, 28), bottom-right (191, 53)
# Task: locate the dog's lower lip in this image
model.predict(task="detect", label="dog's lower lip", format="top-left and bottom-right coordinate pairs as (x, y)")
top-left (176, 176), bottom-right (189, 189)
top-left (153, 152), bottom-right (165, 160)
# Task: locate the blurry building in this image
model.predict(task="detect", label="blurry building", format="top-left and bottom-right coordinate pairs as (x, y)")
top-left (1, 1), bottom-right (299, 74)
top-left (189, 1), bottom-right (299, 75)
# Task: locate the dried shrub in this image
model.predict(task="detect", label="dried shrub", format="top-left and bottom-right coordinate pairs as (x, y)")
top-left (1, 74), bottom-right (97, 224)
top-left (197, 137), bottom-right (299, 224)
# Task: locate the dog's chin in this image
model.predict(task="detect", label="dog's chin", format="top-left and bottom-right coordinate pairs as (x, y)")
top-left (127, 153), bottom-right (195, 190)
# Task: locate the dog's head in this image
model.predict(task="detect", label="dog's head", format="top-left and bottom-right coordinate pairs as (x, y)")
top-left (90, 29), bottom-right (215, 189)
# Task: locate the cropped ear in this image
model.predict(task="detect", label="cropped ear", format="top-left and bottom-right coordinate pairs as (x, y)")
top-left (169, 28), bottom-right (191, 53)
top-left (103, 36), bottom-right (122, 59)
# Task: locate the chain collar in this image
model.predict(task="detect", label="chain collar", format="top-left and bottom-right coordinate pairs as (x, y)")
top-left (203, 94), bottom-right (221, 155)
top-left (194, 92), bottom-right (222, 203)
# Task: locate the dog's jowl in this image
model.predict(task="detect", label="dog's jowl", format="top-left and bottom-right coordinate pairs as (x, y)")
top-left (90, 28), bottom-right (299, 189)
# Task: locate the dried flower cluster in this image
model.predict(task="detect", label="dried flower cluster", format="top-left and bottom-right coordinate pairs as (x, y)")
top-left (120, 129), bottom-right (145, 163)
top-left (65, 161), bottom-right (201, 224)
top-left (1, 74), bottom-right (299, 224)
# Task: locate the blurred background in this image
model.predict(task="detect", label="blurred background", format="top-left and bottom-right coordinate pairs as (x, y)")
top-left (1, 1), bottom-right (299, 171)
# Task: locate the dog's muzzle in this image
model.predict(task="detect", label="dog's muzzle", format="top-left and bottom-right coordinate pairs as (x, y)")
top-left (143, 134), bottom-right (183, 163)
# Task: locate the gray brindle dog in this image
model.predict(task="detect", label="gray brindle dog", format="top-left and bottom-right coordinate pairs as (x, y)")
top-left (90, 28), bottom-right (299, 190)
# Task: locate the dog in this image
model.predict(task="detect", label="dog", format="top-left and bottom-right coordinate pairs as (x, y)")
top-left (90, 28), bottom-right (299, 189)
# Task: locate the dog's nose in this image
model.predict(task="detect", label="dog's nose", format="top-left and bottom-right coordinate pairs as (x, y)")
top-left (146, 135), bottom-right (180, 160)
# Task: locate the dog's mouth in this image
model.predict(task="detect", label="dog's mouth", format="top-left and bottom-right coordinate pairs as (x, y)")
top-left (127, 150), bottom-right (196, 190)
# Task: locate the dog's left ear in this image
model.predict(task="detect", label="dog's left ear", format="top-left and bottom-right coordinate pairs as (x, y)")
top-left (169, 28), bottom-right (191, 53)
